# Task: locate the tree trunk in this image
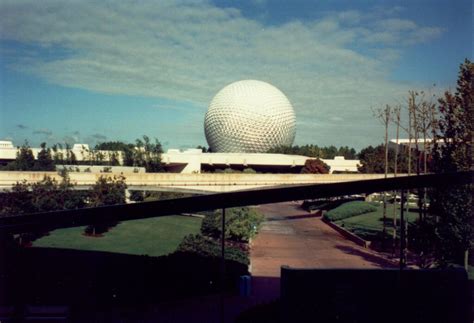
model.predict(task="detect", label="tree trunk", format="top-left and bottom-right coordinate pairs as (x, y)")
top-left (392, 114), bottom-right (400, 256)
top-left (381, 108), bottom-right (389, 250)
top-left (464, 249), bottom-right (469, 271)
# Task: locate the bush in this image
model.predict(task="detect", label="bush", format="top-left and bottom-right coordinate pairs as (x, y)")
top-left (177, 234), bottom-right (249, 265)
top-left (201, 207), bottom-right (264, 242)
top-left (323, 201), bottom-right (377, 221)
top-left (129, 190), bottom-right (145, 202)
top-left (301, 158), bottom-right (330, 174)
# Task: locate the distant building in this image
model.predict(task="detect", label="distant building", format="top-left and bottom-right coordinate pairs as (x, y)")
top-left (388, 138), bottom-right (447, 151)
top-left (161, 149), bottom-right (359, 174)
top-left (0, 140), bottom-right (360, 174)
top-left (0, 140), bottom-right (121, 166)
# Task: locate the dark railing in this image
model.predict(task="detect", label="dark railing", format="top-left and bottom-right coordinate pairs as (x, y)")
top-left (0, 171), bottom-right (472, 322)
top-left (1, 171), bottom-right (472, 234)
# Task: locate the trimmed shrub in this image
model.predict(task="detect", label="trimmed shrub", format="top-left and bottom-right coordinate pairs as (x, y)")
top-left (201, 207), bottom-right (264, 242)
top-left (323, 201), bottom-right (377, 221)
top-left (177, 234), bottom-right (249, 265)
top-left (301, 158), bottom-right (330, 174)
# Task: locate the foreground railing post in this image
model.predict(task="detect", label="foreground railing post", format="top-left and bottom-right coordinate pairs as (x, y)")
top-left (220, 208), bottom-right (226, 323)
top-left (399, 190), bottom-right (406, 269)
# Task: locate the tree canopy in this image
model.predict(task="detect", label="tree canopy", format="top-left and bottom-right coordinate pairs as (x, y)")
top-left (429, 59), bottom-right (473, 267)
top-left (267, 144), bottom-right (357, 159)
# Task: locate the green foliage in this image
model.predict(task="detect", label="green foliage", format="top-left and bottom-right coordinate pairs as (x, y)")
top-left (34, 142), bottom-right (55, 171)
top-left (268, 144), bottom-right (357, 159)
top-left (129, 190), bottom-right (145, 202)
top-left (336, 204), bottom-right (419, 242)
top-left (201, 207), bottom-right (264, 242)
top-left (357, 144), bottom-right (414, 173)
top-left (65, 143), bottom-right (77, 165)
top-left (89, 175), bottom-right (127, 207)
top-left (95, 141), bottom-right (133, 151)
top-left (427, 61), bottom-right (473, 266)
top-left (5, 141), bottom-right (36, 170)
top-left (324, 201), bottom-right (378, 221)
top-left (85, 175), bottom-right (128, 235)
top-left (143, 191), bottom-right (194, 201)
top-left (196, 145), bottom-right (209, 152)
top-left (177, 234), bottom-right (249, 265)
top-left (133, 135), bottom-right (164, 172)
top-left (0, 173), bottom-right (86, 217)
top-left (425, 60), bottom-right (473, 267)
top-left (301, 158), bottom-right (330, 174)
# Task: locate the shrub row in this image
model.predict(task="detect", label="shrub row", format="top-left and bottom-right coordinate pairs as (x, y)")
top-left (176, 234), bottom-right (249, 265)
top-left (323, 201), bottom-right (378, 221)
top-left (177, 207), bottom-right (264, 266)
top-left (201, 207), bottom-right (264, 242)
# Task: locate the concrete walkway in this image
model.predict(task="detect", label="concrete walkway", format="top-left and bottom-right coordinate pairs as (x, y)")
top-left (250, 202), bottom-right (395, 302)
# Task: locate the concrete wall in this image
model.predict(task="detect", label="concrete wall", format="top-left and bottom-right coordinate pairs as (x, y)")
top-left (0, 171), bottom-right (407, 193)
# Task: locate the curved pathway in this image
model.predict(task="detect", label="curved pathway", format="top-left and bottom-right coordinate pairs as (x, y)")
top-left (250, 202), bottom-right (395, 302)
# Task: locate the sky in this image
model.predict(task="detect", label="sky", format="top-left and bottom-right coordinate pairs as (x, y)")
top-left (0, 0), bottom-right (472, 151)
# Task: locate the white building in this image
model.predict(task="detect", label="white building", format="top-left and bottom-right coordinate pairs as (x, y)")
top-left (0, 140), bottom-right (360, 174)
top-left (161, 149), bottom-right (359, 174)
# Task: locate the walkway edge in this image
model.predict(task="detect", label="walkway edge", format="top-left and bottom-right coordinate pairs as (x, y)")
top-left (322, 217), bottom-right (371, 248)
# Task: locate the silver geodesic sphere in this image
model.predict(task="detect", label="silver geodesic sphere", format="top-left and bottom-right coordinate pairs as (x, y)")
top-left (204, 80), bottom-right (296, 153)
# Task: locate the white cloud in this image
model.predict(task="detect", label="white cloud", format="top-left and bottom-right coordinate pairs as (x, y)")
top-left (0, 1), bottom-right (445, 148)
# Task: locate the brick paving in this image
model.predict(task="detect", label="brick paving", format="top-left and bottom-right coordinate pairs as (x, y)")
top-left (250, 202), bottom-right (395, 302)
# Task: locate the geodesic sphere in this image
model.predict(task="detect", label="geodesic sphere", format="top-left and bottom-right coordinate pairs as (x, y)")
top-left (204, 80), bottom-right (296, 153)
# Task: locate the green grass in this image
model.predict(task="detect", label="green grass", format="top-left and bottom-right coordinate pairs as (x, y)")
top-left (335, 204), bottom-right (419, 241)
top-left (33, 215), bottom-right (202, 257)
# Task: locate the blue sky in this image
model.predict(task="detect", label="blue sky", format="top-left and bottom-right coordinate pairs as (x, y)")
top-left (0, 0), bottom-right (472, 150)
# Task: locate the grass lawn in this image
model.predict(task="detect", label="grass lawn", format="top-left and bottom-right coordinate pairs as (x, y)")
top-left (335, 204), bottom-right (419, 241)
top-left (33, 215), bottom-right (202, 257)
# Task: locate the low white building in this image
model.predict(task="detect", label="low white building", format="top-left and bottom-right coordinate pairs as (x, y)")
top-left (0, 140), bottom-right (360, 174)
top-left (161, 149), bottom-right (360, 174)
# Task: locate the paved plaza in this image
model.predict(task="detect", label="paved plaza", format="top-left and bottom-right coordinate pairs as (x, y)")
top-left (250, 202), bottom-right (395, 302)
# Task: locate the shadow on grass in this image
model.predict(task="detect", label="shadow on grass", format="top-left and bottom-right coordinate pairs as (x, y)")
top-left (1, 245), bottom-right (248, 312)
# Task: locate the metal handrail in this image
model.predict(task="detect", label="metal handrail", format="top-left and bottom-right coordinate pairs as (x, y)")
top-left (0, 171), bottom-right (472, 234)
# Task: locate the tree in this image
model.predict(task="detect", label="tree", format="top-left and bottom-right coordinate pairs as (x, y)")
top-left (373, 105), bottom-right (392, 249)
top-left (34, 142), bottom-right (55, 171)
top-left (268, 144), bottom-right (358, 159)
top-left (89, 175), bottom-right (127, 207)
top-left (196, 145), bottom-right (208, 153)
top-left (430, 59), bottom-right (473, 269)
top-left (11, 141), bottom-right (36, 170)
top-left (301, 159), bottom-right (330, 174)
top-left (201, 207), bottom-right (264, 242)
top-left (85, 175), bottom-right (127, 236)
top-left (0, 172), bottom-right (86, 245)
top-left (52, 144), bottom-right (64, 165)
top-left (132, 135), bottom-right (163, 172)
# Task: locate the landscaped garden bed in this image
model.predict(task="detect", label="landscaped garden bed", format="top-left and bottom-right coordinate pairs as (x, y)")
top-left (317, 200), bottom-right (419, 252)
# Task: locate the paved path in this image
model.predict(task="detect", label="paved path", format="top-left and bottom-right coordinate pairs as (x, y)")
top-left (250, 202), bottom-right (395, 302)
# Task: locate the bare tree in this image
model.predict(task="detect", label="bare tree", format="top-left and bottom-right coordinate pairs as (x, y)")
top-left (390, 105), bottom-right (402, 256)
top-left (414, 90), bottom-right (438, 220)
top-left (373, 105), bottom-right (392, 249)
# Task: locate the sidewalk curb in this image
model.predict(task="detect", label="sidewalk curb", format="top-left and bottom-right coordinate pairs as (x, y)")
top-left (322, 217), bottom-right (371, 248)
